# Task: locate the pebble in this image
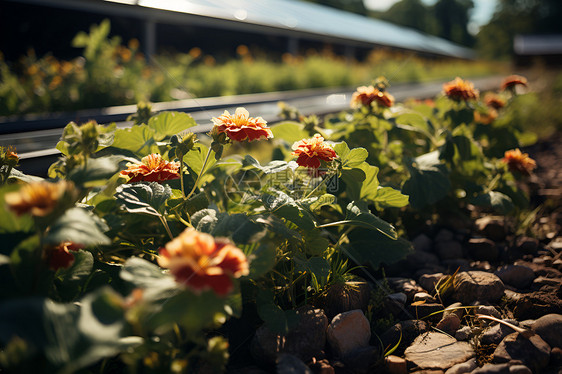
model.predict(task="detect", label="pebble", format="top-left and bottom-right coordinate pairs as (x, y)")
top-left (467, 237), bottom-right (499, 261)
top-left (326, 309), bottom-right (371, 358)
top-left (385, 355), bottom-right (407, 374)
top-left (531, 313), bottom-right (562, 348)
top-left (480, 319), bottom-right (521, 345)
top-left (435, 313), bottom-right (461, 335)
top-left (492, 332), bottom-right (551, 372)
top-left (495, 264), bottom-right (535, 289)
top-left (435, 240), bottom-right (464, 260)
top-left (443, 358), bottom-right (477, 374)
top-left (452, 271), bottom-right (505, 304)
top-left (404, 332), bottom-right (475, 370)
top-left (419, 273), bottom-right (444, 293)
top-left (414, 292), bottom-right (437, 303)
top-left (412, 233), bottom-right (433, 252)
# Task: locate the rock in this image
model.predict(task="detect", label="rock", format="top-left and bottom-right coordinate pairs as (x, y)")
top-left (326, 309), bottom-right (370, 358)
top-left (414, 292), bottom-right (437, 303)
top-left (315, 280), bottom-right (371, 320)
top-left (250, 306), bottom-right (328, 365)
top-left (515, 236), bottom-right (540, 255)
top-left (413, 233), bottom-right (433, 252)
top-left (495, 265), bottom-right (535, 289)
top-left (443, 358), bottom-right (477, 374)
top-left (385, 355), bottom-right (407, 374)
top-left (470, 363), bottom-right (511, 374)
top-left (467, 237), bottom-right (499, 261)
top-left (419, 273), bottom-right (444, 293)
top-left (386, 278), bottom-right (425, 302)
top-left (455, 326), bottom-right (473, 341)
top-left (435, 240), bottom-right (464, 260)
top-left (276, 353), bottom-right (312, 374)
top-left (476, 216), bottom-right (507, 242)
top-left (492, 332), bottom-right (551, 373)
top-left (380, 320), bottom-right (429, 354)
top-left (532, 276), bottom-right (562, 292)
top-left (452, 271), bottom-right (505, 304)
top-left (480, 319), bottom-right (521, 345)
top-left (476, 305), bottom-right (502, 319)
top-left (342, 345), bottom-right (381, 374)
top-left (444, 302), bottom-right (465, 320)
top-left (441, 259), bottom-right (471, 273)
top-left (550, 346), bottom-right (562, 367)
top-left (510, 291), bottom-right (562, 320)
top-left (384, 293), bottom-right (408, 317)
top-left (409, 303), bottom-right (444, 323)
top-left (407, 250), bottom-right (441, 270)
top-left (509, 365), bottom-right (533, 374)
top-left (470, 260), bottom-right (493, 271)
top-left (404, 332), bottom-right (475, 370)
top-left (435, 313), bottom-right (461, 335)
top-left (531, 313), bottom-right (562, 348)
top-left (435, 228), bottom-right (455, 242)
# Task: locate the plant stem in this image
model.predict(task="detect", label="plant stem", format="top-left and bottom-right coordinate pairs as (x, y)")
top-left (186, 147), bottom-right (212, 200)
top-left (179, 152), bottom-right (186, 198)
top-left (158, 215), bottom-right (174, 241)
top-left (304, 174), bottom-right (329, 199)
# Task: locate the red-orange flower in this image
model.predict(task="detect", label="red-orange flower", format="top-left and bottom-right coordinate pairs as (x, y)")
top-left (4, 146), bottom-right (19, 166)
top-left (502, 148), bottom-right (536, 176)
top-left (5, 180), bottom-right (74, 217)
top-left (158, 229), bottom-right (249, 295)
top-left (44, 241), bottom-right (83, 271)
top-left (350, 85), bottom-right (395, 108)
top-left (120, 154), bottom-right (180, 183)
top-left (292, 134), bottom-right (338, 169)
top-left (484, 92), bottom-right (506, 110)
top-left (443, 77), bottom-right (479, 101)
top-left (211, 107), bottom-right (273, 142)
top-left (501, 75), bottom-right (527, 91)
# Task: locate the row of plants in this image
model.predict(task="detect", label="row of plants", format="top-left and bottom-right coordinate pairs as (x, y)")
top-left (0, 74), bottom-right (537, 373)
top-left (0, 20), bottom-right (501, 116)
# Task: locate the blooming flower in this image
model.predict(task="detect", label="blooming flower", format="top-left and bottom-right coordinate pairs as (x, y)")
top-left (45, 242), bottom-right (83, 271)
top-left (292, 134), bottom-right (338, 169)
top-left (484, 93), bottom-right (506, 110)
top-left (158, 229), bottom-right (249, 295)
top-left (4, 146), bottom-right (19, 166)
top-left (502, 148), bottom-right (536, 176)
top-left (211, 107), bottom-right (273, 142)
top-left (5, 180), bottom-right (73, 217)
top-left (350, 85), bottom-right (395, 108)
top-left (474, 108), bottom-right (498, 124)
top-left (501, 75), bottom-right (527, 91)
top-left (120, 154), bottom-right (180, 183)
top-left (443, 77), bottom-right (479, 101)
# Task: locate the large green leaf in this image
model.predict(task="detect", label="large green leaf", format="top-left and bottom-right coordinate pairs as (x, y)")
top-left (373, 187), bottom-right (409, 208)
top-left (114, 182), bottom-right (172, 216)
top-left (270, 121), bottom-right (308, 144)
top-left (345, 229), bottom-right (413, 270)
top-left (212, 213), bottom-right (265, 244)
top-left (470, 191), bottom-right (514, 214)
top-left (44, 208), bottom-right (110, 246)
top-left (111, 125), bottom-right (158, 156)
top-left (68, 155), bottom-right (125, 187)
top-left (261, 190), bottom-right (315, 230)
top-left (402, 151), bottom-right (451, 210)
top-left (55, 250), bottom-right (94, 301)
top-left (245, 244), bottom-right (277, 279)
top-left (147, 111), bottom-right (197, 141)
top-left (183, 144), bottom-right (217, 176)
top-left (333, 142), bottom-right (368, 169)
top-left (344, 201), bottom-right (397, 239)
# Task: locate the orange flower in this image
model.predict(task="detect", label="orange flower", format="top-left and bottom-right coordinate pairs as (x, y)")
top-left (292, 134), bottom-right (338, 169)
top-left (502, 148), bottom-right (536, 176)
top-left (501, 75), bottom-right (527, 91)
top-left (350, 85), bottom-right (394, 108)
top-left (443, 77), bottom-right (479, 101)
top-left (4, 146), bottom-right (19, 166)
top-left (5, 180), bottom-right (73, 217)
top-left (158, 229), bottom-right (249, 295)
top-left (484, 93), bottom-right (506, 110)
top-left (120, 154), bottom-right (180, 183)
top-left (211, 107), bottom-right (273, 142)
top-left (474, 108), bottom-right (498, 124)
top-left (45, 242), bottom-right (83, 270)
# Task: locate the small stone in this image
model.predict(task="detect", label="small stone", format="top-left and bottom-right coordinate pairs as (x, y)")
top-left (308, 359), bottom-right (334, 374)
top-left (276, 354), bottom-right (312, 374)
top-left (550, 346), bottom-right (562, 366)
top-left (404, 332), bottom-right (475, 370)
top-left (514, 236), bottom-right (539, 255)
top-left (435, 228), bottom-right (455, 242)
top-left (452, 271), bottom-right (505, 305)
top-left (444, 358), bottom-right (477, 374)
top-left (531, 313), bottom-right (562, 348)
top-left (471, 363), bottom-right (511, 374)
top-left (480, 319), bottom-right (520, 345)
top-left (385, 355), bottom-right (407, 374)
top-left (492, 332), bottom-right (551, 373)
top-left (532, 276), bottom-right (562, 291)
top-left (444, 302), bottom-right (465, 320)
top-left (435, 240), bottom-right (464, 260)
top-left (476, 216), bottom-right (507, 242)
top-left (455, 326), bottom-right (473, 341)
top-left (342, 345), bottom-right (381, 374)
top-left (419, 273), bottom-right (444, 293)
top-left (409, 303), bottom-right (444, 322)
top-left (414, 292), bottom-right (437, 303)
top-left (386, 278), bottom-right (425, 302)
top-left (509, 365), bottom-right (532, 374)
top-left (510, 291), bottom-right (562, 320)
top-left (476, 305), bottom-right (502, 319)
top-left (315, 279), bottom-right (371, 320)
top-left (467, 237), bottom-right (499, 261)
top-left (470, 260), bottom-right (492, 271)
top-left (495, 265), bottom-right (535, 289)
top-left (326, 310), bottom-right (370, 358)
top-left (380, 320), bottom-right (429, 354)
top-left (407, 250), bottom-right (441, 270)
top-left (412, 233), bottom-right (433, 252)
top-left (435, 313), bottom-right (461, 335)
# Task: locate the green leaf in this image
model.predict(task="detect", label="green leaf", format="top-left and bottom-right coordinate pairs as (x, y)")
top-left (345, 229), bottom-right (413, 270)
top-left (358, 163), bottom-right (380, 202)
top-left (44, 208), bottom-right (110, 246)
top-left (341, 167), bottom-right (366, 201)
top-left (212, 213), bottom-right (265, 244)
top-left (402, 151), bottom-right (451, 210)
top-left (261, 191), bottom-right (315, 230)
top-left (334, 142), bottom-right (368, 169)
top-left (302, 230), bottom-right (329, 256)
top-left (8, 168), bottom-right (44, 184)
top-left (242, 155), bottom-right (293, 174)
top-left (306, 257), bottom-right (331, 281)
top-left (246, 244), bottom-right (277, 279)
top-left (184, 144), bottom-right (217, 176)
top-left (55, 250), bottom-right (94, 301)
top-left (308, 194), bottom-right (336, 213)
top-left (114, 182), bottom-right (172, 216)
top-left (270, 121), bottom-right (308, 144)
top-left (111, 125), bottom-right (158, 156)
top-left (68, 156), bottom-right (125, 187)
top-left (395, 112), bottom-right (430, 133)
top-left (470, 191), bottom-right (514, 214)
top-left (147, 111), bottom-right (197, 141)
top-left (120, 257), bottom-right (177, 300)
top-left (343, 201), bottom-right (397, 239)
top-left (256, 289), bottom-right (299, 334)
top-left (191, 208), bottom-right (218, 233)
top-left (373, 187), bottom-right (409, 208)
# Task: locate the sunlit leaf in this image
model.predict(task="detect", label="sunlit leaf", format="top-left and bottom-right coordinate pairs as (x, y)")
top-left (111, 125), bottom-right (158, 156)
top-left (402, 151), bottom-right (451, 209)
top-left (147, 111), bottom-right (197, 141)
top-left (44, 208), bottom-right (110, 246)
top-left (470, 191), bottom-right (514, 214)
top-left (114, 182), bottom-right (172, 216)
